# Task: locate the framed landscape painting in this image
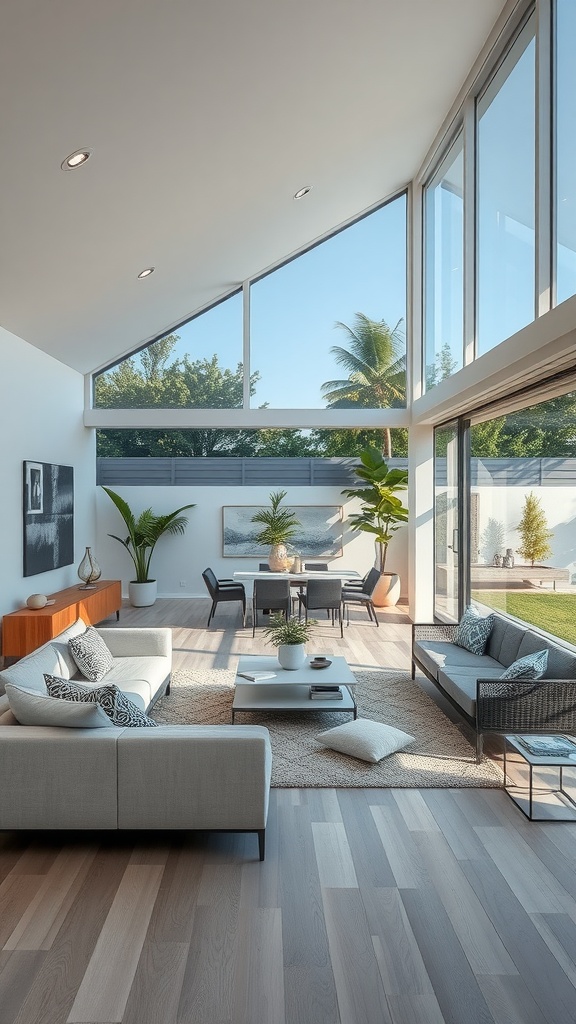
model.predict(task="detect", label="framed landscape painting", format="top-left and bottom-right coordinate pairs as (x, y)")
top-left (23, 461), bottom-right (74, 576)
top-left (222, 505), bottom-right (343, 558)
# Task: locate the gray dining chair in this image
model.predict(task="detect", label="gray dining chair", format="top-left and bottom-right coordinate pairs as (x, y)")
top-left (202, 568), bottom-right (246, 628)
top-left (303, 562), bottom-right (328, 571)
top-left (342, 567), bottom-right (380, 627)
top-left (298, 578), bottom-right (343, 637)
top-left (259, 563), bottom-right (271, 571)
top-left (252, 579), bottom-right (291, 637)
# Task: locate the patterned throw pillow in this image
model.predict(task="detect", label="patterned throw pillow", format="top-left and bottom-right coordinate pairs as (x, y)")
top-left (454, 607), bottom-right (494, 656)
top-left (68, 627), bottom-right (114, 682)
top-left (499, 649), bottom-right (548, 681)
top-left (44, 674), bottom-right (158, 727)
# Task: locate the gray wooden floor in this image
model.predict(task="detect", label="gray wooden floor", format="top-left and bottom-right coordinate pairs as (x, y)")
top-left (1, 597), bottom-right (575, 1024)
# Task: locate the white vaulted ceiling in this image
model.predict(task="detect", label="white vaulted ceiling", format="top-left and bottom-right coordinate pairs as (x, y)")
top-left (0, 0), bottom-right (506, 374)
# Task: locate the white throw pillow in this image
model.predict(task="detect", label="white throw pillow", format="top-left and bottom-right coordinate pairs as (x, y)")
top-left (68, 627), bottom-right (114, 682)
top-left (316, 718), bottom-right (415, 763)
top-left (5, 681), bottom-right (111, 728)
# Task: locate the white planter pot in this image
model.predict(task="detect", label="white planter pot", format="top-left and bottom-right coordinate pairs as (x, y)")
top-left (277, 643), bottom-right (306, 670)
top-left (128, 580), bottom-right (157, 607)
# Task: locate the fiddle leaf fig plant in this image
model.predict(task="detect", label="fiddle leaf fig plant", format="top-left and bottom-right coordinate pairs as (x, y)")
top-left (342, 446), bottom-right (408, 573)
top-left (103, 487), bottom-right (195, 583)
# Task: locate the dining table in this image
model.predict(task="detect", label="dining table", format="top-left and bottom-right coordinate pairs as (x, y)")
top-left (232, 567), bottom-right (362, 603)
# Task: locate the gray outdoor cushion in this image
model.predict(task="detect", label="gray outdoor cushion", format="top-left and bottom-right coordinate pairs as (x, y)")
top-left (413, 641), bottom-right (499, 680)
top-left (486, 616), bottom-right (509, 661)
top-left (497, 623), bottom-right (526, 667)
top-left (516, 632), bottom-right (576, 680)
top-left (437, 666), bottom-right (504, 718)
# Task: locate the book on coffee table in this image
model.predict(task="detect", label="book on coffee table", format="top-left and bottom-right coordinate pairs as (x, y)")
top-left (309, 685), bottom-right (343, 700)
top-left (237, 670), bottom-right (277, 682)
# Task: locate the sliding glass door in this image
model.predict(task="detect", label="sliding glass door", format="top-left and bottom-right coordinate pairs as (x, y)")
top-left (434, 422), bottom-right (461, 621)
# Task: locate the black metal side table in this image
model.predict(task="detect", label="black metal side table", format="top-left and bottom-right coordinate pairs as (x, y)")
top-left (504, 735), bottom-right (576, 821)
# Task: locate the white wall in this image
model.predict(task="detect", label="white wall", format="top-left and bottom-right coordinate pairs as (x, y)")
top-left (474, 483), bottom-right (576, 578)
top-left (0, 329), bottom-right (96, 615)
top-left (95, 485), bottom-right (409, 599)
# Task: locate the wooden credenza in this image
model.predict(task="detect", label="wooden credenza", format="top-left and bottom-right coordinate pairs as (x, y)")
top-left (2, 580), bottom-right (122, 659)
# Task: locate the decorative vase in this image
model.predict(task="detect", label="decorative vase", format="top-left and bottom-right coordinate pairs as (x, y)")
top-left (77, 546), bottom-right (101, 589)
top-left (373, 572), bottom-right (401, 607)
top-left (269, 543), bottom-right (291, 572)
top-left (277, 643), bottom-right (306, 670)
top-left (128, 580), bottom-right (157, 607)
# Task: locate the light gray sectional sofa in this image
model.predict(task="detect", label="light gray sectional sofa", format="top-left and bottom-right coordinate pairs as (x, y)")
top-left (412, 612), bottom-right (576, 760)
top-left (0, 618), bottom-right (272, 859)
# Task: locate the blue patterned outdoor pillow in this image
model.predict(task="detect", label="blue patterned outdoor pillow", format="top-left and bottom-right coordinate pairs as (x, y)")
top-left (454, 607), bottom-right (494, 655)
top-left (44, 674), bottom-right (158, 727)
top-left (499, 649), bottom-right (548, 680)
top-left (68, 627), bottom-right (114, 682)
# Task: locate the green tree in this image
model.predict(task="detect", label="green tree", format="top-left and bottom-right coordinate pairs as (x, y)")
top-left (321, 313), bottom-right (406, 458)
top-left (425, 342), bottom-right (458, 390)
top-left (516, 492), bottom-right (553, 566)
top-left (95, 336), bottom-right (263, 457)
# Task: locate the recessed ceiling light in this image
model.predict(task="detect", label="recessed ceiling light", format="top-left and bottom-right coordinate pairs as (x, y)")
top-left (137, 267), bottom-right (155, 279)
top-left (61, 149), bottom-right (92, 170)
top-left (293, 186), bottom-right (312, 199)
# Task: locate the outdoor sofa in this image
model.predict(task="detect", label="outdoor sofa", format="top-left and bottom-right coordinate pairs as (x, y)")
top-left (412, 611), bottom-right (576, 760)
top-left (0, 618), bottom-right (272, 859)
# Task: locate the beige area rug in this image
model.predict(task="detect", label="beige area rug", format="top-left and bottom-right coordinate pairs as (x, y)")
top-left (151, 668), bottom-right (504, 788)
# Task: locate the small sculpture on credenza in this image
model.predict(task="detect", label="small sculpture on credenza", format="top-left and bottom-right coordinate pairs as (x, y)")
top-left (77, 546), bottom-right (101, 589)
top-left (492, 552), bottom-right (502, 567)
top-left (503, 548), bottom-right (515, 568)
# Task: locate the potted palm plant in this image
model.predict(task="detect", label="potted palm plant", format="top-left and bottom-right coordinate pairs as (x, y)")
top-left (102, 487), bottom-right (195, 606)
top-left (342, 446), bottom-right (408, 607)
top-left (263, 614), bottom-right (317, 670)
top-left (251, 490), bottom-right (301, 571)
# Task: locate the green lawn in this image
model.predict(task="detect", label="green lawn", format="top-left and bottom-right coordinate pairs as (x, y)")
top-left (471, 590), bottom-right (576, 646)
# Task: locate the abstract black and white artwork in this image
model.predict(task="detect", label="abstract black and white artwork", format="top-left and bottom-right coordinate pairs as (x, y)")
top-left (222, 505), bottom-right (343, 558)
top-left (23, 462), bottom-right (74, 577)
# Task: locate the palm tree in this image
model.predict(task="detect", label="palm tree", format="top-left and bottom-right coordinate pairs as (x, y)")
top-left (321, 313), bottom-right (406, 458)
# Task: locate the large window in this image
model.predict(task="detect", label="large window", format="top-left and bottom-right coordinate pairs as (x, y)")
top-left (250, 195), bottom-right (407, 409)
top-left (469, 388), bottom-right (576, 646)
top-left (555, 0), bottom-right (576, 305)
top-left (434, 422), bottom-right (461, 621)
top-left (424, 135), bottom-right (463, 391)
top-left (476, 21), bottom-right (536, 355)
top-left (94, 292), bottom-right (243, 410)
top-left (93, 197), bottom-right (407, 416)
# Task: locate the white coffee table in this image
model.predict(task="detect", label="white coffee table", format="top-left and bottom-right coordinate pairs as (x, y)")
top-left (232, 654), bottom-right (358, 723)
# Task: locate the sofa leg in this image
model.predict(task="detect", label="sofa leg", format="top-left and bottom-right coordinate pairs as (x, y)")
top-left (258, 829), bottom-right (265, 861)
top-left (165, 679), bottom-right (171, 696)
top-left (476, 732), bottom-right (484, 763)
top-left (411, 660), bottom-right (415, 680)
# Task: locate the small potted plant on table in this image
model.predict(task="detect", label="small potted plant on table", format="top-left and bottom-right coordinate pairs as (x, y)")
top-left (263, 614), bottom-right (317, 670)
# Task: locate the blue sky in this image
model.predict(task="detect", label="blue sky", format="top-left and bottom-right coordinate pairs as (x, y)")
top-left (170, 196), bottom-right (407, 408)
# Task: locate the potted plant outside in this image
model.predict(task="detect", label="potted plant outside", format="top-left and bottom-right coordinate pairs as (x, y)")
top-left (251, 490), bottom-right (301, 571)
top-left (263, 614), bottom-right (317, 670)
top-left (102, 487), bottom-right (195, 606)
top-left (342, 446), bottom-right (408, 607)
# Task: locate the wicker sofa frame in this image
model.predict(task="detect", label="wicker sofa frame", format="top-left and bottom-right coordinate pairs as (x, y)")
top-left (412, 622), bottom-right (576, 762)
